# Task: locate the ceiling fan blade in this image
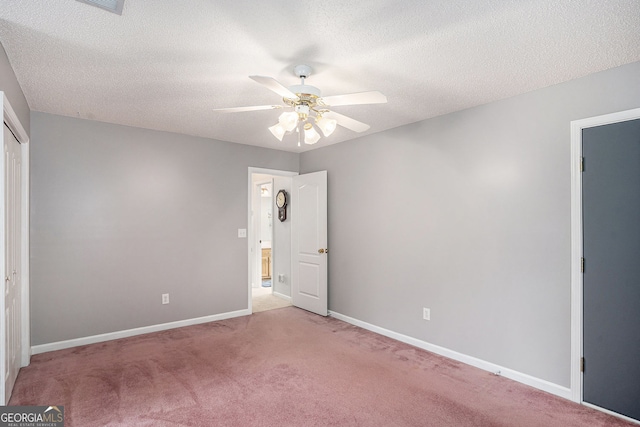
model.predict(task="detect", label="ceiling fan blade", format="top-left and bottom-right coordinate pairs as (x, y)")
top-left (212, 105), bottom-right (283, 113)
top-left (324, 111), bottom-right (370, 133)
top-left (249, 76), bottom-right (299, 99)
top-left (321, 91), bottom-right (387, 107)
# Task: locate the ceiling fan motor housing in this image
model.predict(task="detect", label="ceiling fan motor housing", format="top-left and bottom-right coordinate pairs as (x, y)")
top-left (288, 84), bottom-right (321, 98)
top-left (289, 65), bottom-right (320, 100)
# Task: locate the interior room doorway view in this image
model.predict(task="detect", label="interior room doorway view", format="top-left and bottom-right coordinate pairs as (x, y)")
top-left (581, 117), bottom-right (640, 423)
top-left (248, 168), bottom-right (328, 316)
top-left (259, 181), bottom-right (272, 288)
top-left (252, 179), bottom-right (289, 312)
top-left (250, 171), bottom-right (293, 313)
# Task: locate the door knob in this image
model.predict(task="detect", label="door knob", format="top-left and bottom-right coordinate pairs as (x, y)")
top-left (318, 249), bottom-right (325, 254)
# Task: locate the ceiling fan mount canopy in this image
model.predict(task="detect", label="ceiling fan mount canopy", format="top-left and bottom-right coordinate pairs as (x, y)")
top-left (212, 64), bottom-right (387, 146)
top-left (293, 64), bottom-right (313, 79)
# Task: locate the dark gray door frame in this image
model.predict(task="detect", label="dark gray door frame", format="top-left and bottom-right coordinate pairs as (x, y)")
top-left (570, 107), bottom-right (640, 419)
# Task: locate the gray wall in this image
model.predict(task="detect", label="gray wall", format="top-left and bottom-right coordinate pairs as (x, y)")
top-left (30, 112), bottom-right (298, 345)
top-left (0, 41), bottom-right (29, 135)
top-left (300, 61), bottom-right (640, 388)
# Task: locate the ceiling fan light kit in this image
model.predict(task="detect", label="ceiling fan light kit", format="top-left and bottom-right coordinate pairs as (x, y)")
top-left (316, 116), bottom-right (337, 137)
top-left (303, 123), bottom-right (321, 145)
top-left (213, 65), bottom-right (387, 147)
top-left (279, 111), bottom-right (299, 132)
top-left (268, 123), bottom-right (286, 141)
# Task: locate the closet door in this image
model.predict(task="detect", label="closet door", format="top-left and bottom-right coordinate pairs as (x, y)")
top-left (3, 123), bottom-right (22, 404)
top-left (582, 118), bottom-right (640, 421)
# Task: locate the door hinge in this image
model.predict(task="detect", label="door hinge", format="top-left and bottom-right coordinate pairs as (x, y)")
top-left (580, 157), bottom-right (584, 172)
top-left (581, 257), bottom-right (585, 273)
top-left (580, 357), bottom-right (585, 372)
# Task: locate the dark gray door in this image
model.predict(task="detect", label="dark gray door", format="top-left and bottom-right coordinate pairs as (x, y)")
top-left (582, 118), bottom-right (640, 421)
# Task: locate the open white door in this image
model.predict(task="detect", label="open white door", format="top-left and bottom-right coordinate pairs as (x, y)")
top-left (291, 171), bottom-right (327, 316)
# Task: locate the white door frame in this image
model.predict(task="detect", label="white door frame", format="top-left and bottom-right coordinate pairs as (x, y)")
top-left (247, 167), bottom-right (297, 313)
top-left (1, 93), bottom-right (30, 403)
top-left (570, 107), bottom-right (640, 406)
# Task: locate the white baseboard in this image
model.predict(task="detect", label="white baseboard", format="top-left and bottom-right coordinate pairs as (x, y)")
top-left (273, 292), bottom-right (291, 301)
top-left (328, 310), bottom-right (572, 401)
top-left (31, 309), bottom-right (251, 355)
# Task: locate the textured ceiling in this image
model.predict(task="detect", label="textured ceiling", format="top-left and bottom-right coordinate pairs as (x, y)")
top-left (1, 0), bottom-right (640, 153)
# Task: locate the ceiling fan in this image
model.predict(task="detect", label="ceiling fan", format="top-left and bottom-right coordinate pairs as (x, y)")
top-left (213, 65), bottom-right (387, 146)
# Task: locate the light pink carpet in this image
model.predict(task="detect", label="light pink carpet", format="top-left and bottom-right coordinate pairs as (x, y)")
top-left (9, 307), bottom-right (635, 426)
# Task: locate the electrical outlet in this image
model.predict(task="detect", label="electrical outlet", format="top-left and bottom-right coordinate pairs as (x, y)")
top-left (237, 228), bottom-right (247, 238)
top-left (162, 293), bottom-right (170, 305)
top-left (423, 307), bottom-right (430, 321)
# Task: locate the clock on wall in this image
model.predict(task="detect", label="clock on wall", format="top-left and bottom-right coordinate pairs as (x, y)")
top-left (276, 189), bottom-right (288, 222)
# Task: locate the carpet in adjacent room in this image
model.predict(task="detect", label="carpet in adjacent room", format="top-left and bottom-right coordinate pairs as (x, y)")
top-left (252, 287), bottom-right (292, 312)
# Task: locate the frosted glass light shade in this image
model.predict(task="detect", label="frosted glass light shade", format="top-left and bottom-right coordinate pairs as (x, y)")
top-left (304, 124), bottom-right (321, 145)
top-left (269, 123), bottom-right (286, 141)
top-left (278, 112), bottom-right (299, 132)
top-left (317, 116), bottom-right (337, 137)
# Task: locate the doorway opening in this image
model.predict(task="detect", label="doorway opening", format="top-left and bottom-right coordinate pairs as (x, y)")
top-left (248, 168), bottom-right (297, 313)
top-left (252, 180), bottom-right (288, 312)
top-left (257, 180), bottom-right (273, 288)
